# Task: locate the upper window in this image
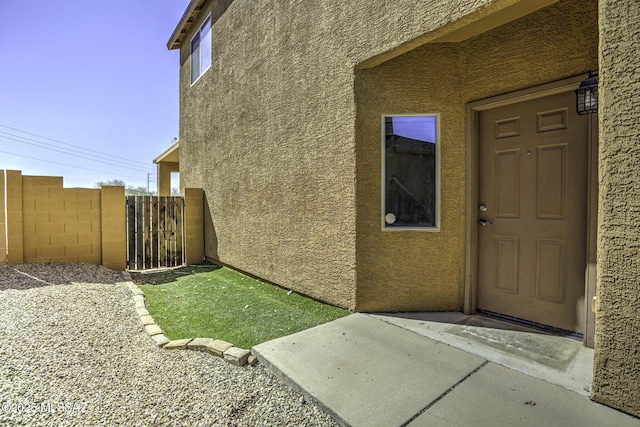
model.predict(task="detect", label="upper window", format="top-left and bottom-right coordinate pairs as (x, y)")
top-left (190, 15), bottom-right (212, 84)
top-left (382, 115), bottom-right (440, 231)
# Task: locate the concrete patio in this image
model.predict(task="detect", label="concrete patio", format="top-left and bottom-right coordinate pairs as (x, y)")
top-left (253, 313), bottom-right (640, 427)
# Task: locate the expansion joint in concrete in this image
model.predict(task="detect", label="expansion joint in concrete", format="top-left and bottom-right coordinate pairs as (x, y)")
top-left (399, 360), bottom-right (490, 427)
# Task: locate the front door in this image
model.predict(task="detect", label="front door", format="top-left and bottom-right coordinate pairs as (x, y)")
top-left (477, 91), bottom-right (588, 333)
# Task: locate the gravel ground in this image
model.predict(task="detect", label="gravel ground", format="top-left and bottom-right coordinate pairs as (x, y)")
top-left (0, 263), bottom-right (338, 426)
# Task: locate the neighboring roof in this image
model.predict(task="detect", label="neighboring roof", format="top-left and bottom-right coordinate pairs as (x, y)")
top-left (154, 140), bottom-right (180, 164)
top-left (167, 0), bottom-right (209, 50)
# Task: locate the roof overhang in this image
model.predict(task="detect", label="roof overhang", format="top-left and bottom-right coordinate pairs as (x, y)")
top-left (154, 141), bottom-right (180, 164)
top-left (430, 0), bottom-right (559, 42)
top-left (167, 0), bottom-right (209, 50)
top-left (357, 0), bottom-right (559, 69)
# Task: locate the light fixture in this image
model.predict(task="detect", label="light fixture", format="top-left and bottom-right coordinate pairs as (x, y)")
top-left (575, 71), bottom-right (598, 115)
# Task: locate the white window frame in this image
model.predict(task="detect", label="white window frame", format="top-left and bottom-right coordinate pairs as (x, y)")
top-left (190, 14), bottom-right (212, 85)
top-left (381, 113), bottom-right (441, 232)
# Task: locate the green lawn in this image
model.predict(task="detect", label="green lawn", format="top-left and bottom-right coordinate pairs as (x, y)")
top-left (132, 263), bottom-right (350, 349)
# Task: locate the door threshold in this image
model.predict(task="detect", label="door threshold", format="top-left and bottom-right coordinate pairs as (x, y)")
top-left (476, 310), bottom-right (584, 341)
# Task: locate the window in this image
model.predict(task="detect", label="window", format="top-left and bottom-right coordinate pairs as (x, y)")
top-left (382, 114), bottom-right (440, 230)
top-left (190, 15), bottom-right (211, 84)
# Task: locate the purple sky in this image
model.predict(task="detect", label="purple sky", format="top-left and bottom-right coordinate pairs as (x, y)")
top-left (0, 1), bottom-right (190, 190)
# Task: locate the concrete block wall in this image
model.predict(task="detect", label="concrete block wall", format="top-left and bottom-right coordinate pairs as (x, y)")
top-left (2, 170), bottom-right (126, 270)
top-left (0, 171), bottom-right (5, 265)
top-left (22, 175), bottom-right (101, 264)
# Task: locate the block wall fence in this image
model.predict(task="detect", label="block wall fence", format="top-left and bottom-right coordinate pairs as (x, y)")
top-left (1, 170), bottom-right (204, 271)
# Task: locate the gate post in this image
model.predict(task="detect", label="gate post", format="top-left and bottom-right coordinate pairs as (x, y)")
top-left (184, 188), bottom-right (204, 265)
top-left (101, 186), bottom-right (126, 271)
top-left (5, 170), bottom-right (24, 264)
top-left (0, 171), bottom-right (6, 265)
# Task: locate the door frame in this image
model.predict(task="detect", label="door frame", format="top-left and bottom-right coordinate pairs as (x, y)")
top-left (464, 75), bottom-right (598, 346)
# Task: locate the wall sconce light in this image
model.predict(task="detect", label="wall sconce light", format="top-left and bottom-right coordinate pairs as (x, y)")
top-left (575, 71), bottom-right (598, 115)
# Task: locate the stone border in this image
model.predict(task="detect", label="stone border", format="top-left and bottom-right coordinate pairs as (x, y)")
top-left (122, 271), bottom-right (258, 367)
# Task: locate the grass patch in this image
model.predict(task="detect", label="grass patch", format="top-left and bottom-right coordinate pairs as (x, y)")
top-left (132, 263), bottom-right (350, 349)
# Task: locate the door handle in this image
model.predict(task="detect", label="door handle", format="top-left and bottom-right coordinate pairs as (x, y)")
top-left (479, 218), bottom-right (493, 226)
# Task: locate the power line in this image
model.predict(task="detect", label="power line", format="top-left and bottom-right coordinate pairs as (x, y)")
top-left (0, 133), bottom-right (156, 174)
top-left (0, 123), bottom-right (162, 168)
top-left (0, 149), bottom-right (149, 182)
top-left (0, 130), bottom-right (155, 172)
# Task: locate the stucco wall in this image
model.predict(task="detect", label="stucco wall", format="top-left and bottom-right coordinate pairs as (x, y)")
top-left (177, 0), bottom-right (597, 310)
top-left (592, 0), bottom-right (640, 417)
top-left (175, 0), bottom-right (640, 416)
top-left (177, 0), bottom-right (518, 308)
top-left (157, 161), bottom-right (179, 196)
top-left (354, 0), bottom-right (598, 311)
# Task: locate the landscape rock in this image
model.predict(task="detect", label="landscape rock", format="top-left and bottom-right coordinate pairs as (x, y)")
top-left (139, 315), bottom-right (155, 326)
top-left (0, 263), bottom-right (338, 426)
top-left (206, 339), bottom-right (234, 357)
top-left (224, 347), bottom-right (251, 366)
top-left (144, 324), bottom-right (163, 336)
top-left (188, 337), bottom-right (214, 351)
top-left (151, 334), bottom-right (170, 347)
top-left (164, 339), bottom-right (193, 350)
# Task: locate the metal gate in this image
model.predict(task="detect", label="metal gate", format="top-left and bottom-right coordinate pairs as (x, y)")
top-left (126, 196), bottom-right (184, 270)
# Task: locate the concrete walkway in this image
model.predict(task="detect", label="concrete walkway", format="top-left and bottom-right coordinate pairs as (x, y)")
top-left (253, 313), bottom-right (640, 427)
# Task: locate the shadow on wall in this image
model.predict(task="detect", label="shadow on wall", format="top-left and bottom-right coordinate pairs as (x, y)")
top-left (204, 192), bottom-right (219, 261)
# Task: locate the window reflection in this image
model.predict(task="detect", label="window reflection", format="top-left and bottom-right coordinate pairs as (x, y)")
top-left (383, 115), bottom-right (439, 229)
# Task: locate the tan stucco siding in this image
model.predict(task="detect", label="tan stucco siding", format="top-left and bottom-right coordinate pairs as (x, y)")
top-left (179, 1), bottom-right (360, 307)
top-left (156, 161), bottom-right (179, 196)
top-left (354, 0), bottom-right (598, 311)
top-left (177, 0), bottom-right (523, 309)
top-left (177, 0), bottom-right (596, 311)
top-left (592, 0), bottom-right (640, 417)
top-left (355, 45), bottom-right (466, 312)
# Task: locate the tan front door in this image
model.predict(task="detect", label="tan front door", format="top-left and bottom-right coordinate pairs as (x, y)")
top-left (477, 91), bottom-right (588, 333)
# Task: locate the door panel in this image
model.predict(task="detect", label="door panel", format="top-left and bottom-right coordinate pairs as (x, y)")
top-left (494, 236), bottom-right (519, 293)
top-left (495, 150), bottom-right (520, 217)
top-left (537, 144), bottom-right (566, 219)
top-left (477, 91), bottom-right (588, 333)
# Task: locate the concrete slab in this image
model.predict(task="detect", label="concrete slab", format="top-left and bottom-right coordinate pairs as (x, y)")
top-left (372, 313), bottom-right (593, 395)
top-left (410, 362), bottom-right (640, 426)
top-left (253, 313), bottom-right (486, 427)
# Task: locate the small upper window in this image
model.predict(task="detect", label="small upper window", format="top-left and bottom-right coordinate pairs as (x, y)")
top-left (382, 115), bottom-right (440, 231)
top-left (190, 15), bottom-right (211, 84)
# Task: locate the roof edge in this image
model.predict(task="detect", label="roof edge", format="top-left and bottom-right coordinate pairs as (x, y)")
top-left (154, 141), bottom-right (180, 164)
top-left (167, 0), bottom-right (208, 50)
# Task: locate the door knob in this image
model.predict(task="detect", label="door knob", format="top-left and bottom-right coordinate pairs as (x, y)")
top-left (479, 218), bottom-right (493, 226)
top-left (479, 204), bottom-right (488, 212)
